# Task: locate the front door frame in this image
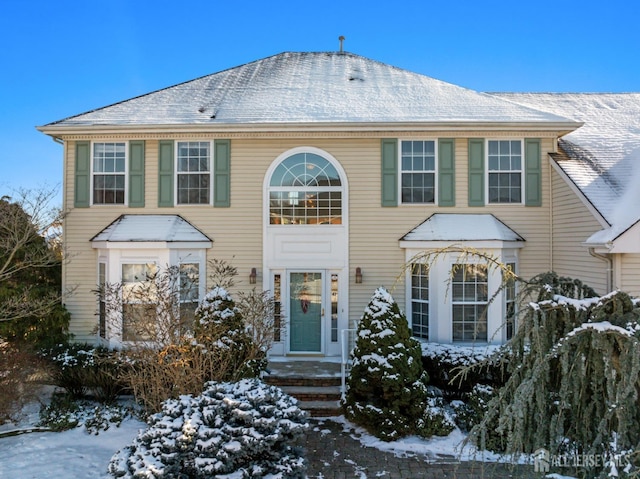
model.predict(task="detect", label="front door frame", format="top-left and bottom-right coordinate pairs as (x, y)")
top-left (288, 270), bottom-right (324, 354)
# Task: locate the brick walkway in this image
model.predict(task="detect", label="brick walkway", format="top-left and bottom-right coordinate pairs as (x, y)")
top-left (298, 418), bottom-right (536, 479)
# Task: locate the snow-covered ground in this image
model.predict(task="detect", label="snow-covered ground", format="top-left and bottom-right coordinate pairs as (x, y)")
top-left (0, 389), bottom-right (573, 479)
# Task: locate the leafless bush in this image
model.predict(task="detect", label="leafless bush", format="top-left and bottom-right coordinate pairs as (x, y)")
top-left (97, 261), bottom-right (277, 414)
top-left (0, 340), bottom-right (48, 423)
top-left (237, 287), bottom-right (284, 358)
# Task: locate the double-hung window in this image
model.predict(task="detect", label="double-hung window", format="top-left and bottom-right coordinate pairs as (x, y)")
top-left (410, 263), bottom-right (429, 339)
top-left (487, 140), bottom-right (522, 204)
top-left (93, 142), bottom-right (126, 204)
top-left (401, 140), bottom-right (436, 204)
top-left (179, 263), bottom-right (200, 328)
top-left (177, 141), bottom-right (211, 204)
top-left (122, 263), bottom-right (157, 341)
top-left (452, 264), bottom-right (488, 342)
top-left (504, 262), bottom-right (517, 340)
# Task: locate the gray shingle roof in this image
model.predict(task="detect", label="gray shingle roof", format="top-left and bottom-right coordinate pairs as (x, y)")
top-left (494, 93), bottom-right (640, 244)
top-left (90, 215), bottom-right (212, 243)
top-left (400, 214), bottom-right (524, 242)
top-left (44, 52), bottom-right (577, 127)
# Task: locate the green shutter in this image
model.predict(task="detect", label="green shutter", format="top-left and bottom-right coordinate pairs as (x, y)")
top-left (158, 140), bottom-right (174, 207)
top-left (525, 139), bottom-right (542, 206)
top-left (381, 139), bottom-right (398, 207)
top-left (74, 141), bottom-right (90, 208)
top-left (438, 139), bottom-right (455, 206)
top-left (468, 139), bottom-right (485, 206)
top-left (129, 140), bottom-right (145, 207)
top-left (214, 139), bottom-right (231, 207)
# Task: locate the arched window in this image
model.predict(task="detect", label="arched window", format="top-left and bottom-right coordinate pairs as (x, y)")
top-left (268, 152), bottom-right (342, 225)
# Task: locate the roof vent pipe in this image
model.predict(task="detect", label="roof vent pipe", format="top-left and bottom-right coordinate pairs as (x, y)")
top-left (339, 36), bottom-right (345, 53)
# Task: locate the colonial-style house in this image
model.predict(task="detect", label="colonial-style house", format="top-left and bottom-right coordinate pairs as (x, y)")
top-left (37, 51), bottom-right (640, 358)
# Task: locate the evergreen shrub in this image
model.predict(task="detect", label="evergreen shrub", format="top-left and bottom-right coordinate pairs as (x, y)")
top-left (108, 379), bottom-right (308, 479)
top-left (421, 343), bottom-right (507, 396)
top-left (343, 287), bottom-right (444, 441)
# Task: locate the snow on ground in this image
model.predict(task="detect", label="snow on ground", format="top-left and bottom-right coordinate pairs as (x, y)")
top-left (0, 419), bottom-right (145, 479)
top-left (323, 415), bottom-right (508, 464)
top-left (0, 390), bottom-right (576, 479)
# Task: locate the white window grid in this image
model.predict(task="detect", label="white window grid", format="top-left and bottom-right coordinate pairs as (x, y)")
top-left (176, 141), bottom-right (212, 205)
top-left (451, 264), bottom-right (488, 342)
top-left (92, 142), bottom-right (127, 205)
top-left (400, 140), bottom-right (437, 204)
top-left (487, 140), bottom-right (523, 204)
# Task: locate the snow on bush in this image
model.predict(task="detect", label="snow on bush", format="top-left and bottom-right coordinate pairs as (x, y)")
top-left (343, 287), bottom-right (451, 441)
top-left (108, 379), bottom-right (308, 478)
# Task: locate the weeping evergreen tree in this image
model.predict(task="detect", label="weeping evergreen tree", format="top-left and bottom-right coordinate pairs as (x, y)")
top-left (468, 272), bottom-right (640, 476)
top-left (343, 287), bottom-right (434, 441)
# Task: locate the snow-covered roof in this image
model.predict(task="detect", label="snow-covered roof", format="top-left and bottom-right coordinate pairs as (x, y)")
top-left (90, 215), bottom-right (212, 244)
top-left (493, 93), bottom-right (640, 245)
top-left (400, 214), bottom-right (524, 242)
top-left (42, 52), bottom-right (578, 129)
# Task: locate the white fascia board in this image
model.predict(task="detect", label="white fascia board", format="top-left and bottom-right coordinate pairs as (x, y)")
top-left (37, 120), bottom-right (583, 137)
top-left (399, 240), bottom-right (525, 251)
top-left (91, 241), bottom-right (212, 249)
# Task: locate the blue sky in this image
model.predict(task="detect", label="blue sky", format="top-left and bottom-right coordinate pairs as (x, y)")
top-left (1, 0), bottom-right (638, 204)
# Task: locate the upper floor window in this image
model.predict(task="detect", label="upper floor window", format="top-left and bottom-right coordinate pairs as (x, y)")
top-left (268, 152), bottom-right (342, 225)
top-left (176, 141), bottom-right (211, 204)
top-left (93, 142), bottom-right (126, 204)
top-left (401, 140), bottom-right (436, 204)
top-left (487, 140), bottom-right (522, 204)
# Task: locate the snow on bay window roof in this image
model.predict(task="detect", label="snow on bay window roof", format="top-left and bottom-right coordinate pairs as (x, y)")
top-left (91, 215), bottom-right (211, 244)
top-left (41, 52), bottom-right (578, 129)
top-left (400, 214), bottom-right (524, 243)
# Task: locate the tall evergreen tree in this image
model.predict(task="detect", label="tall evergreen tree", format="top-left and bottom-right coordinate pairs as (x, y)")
top-left (343, 287), bottom-right (431, 441)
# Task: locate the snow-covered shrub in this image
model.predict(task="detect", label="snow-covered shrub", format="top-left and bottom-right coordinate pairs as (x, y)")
top-left (467, 273), bottom-right (640, 475)
top-left (343, 287), bottom-right (437, 441)
top-left (38, 392), bottom-right (132, 434)
top-left (109, 379), bottom-right (308, 478)
top-left (44, 344), bottom-right (127, 402)
top-left (194, 286), bottom-right (262, 379)
top-left (420, 342), bottom-right (506, 395)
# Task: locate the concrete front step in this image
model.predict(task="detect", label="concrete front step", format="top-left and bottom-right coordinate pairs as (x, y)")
top-left (264, 361), bottom-right (345, 417)
top-left (297, 400), bottom-right (342, 417)
top-left (264, 375), bottom-right (341, 388)
top-left (279, 385), bottom-right (342, 401)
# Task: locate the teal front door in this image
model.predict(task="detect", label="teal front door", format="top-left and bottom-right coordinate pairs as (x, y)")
top-left (289, 272), bottom-right (322, 352)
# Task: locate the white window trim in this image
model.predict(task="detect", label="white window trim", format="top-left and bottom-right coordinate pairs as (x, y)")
top-left (450, 261), bottom-right (489, 343)
top-left (399, 139), bottom-right (438, 206)
top-left (403, 244), bottom-right (522, 345)
top-left (90, 140), bottom-right (129, 206)
top-left (408, 262), bottom-right (430, 340)
top-left (263, 146), bottom-right (348, 227)
top-left (174, 140), bottom-right (213, 206)
top-left (485, 138), bottom-right (524, 206)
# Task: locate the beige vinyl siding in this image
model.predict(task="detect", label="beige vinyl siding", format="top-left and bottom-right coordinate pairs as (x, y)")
top-left (63, 132), bottom-right (563, 342)
top-left (619, 254), bottom-right (640, 297)
top-left (550, 166), bottom-right (608, 294)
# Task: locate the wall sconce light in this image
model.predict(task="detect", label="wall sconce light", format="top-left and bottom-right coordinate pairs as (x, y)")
top-left (249, 268), bottom-right (257, 284)
top-left (355, 267), bottom-right (363, 284)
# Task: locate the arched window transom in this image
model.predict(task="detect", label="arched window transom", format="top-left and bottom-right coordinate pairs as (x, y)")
top-left (269, 152), bottom-right (342, 225)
